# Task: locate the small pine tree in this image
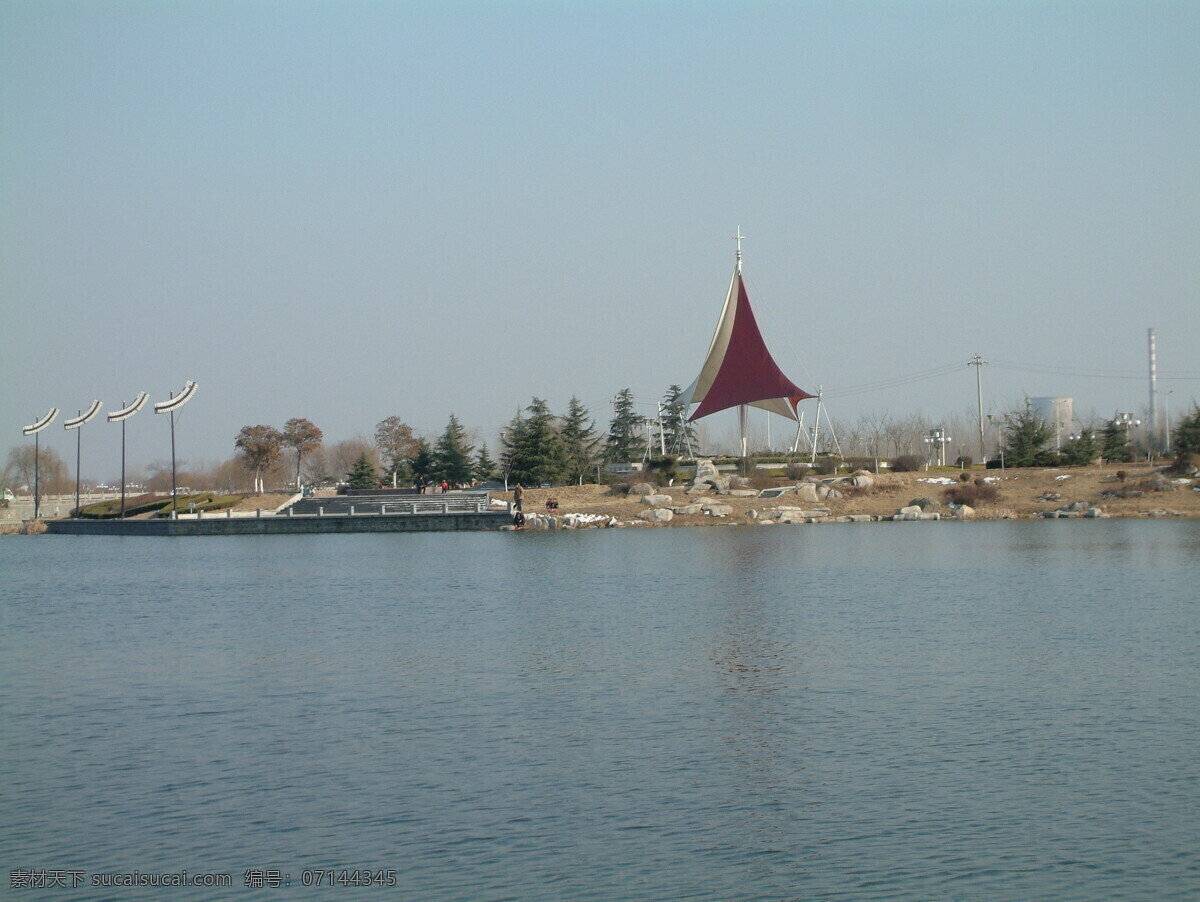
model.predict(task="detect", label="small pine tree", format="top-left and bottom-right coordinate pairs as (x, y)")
top-left (409, 438), bottom-right (437, 484)
top-left (474, 443), bottom-right (498, 483)
top-left (1100, 418), bottom-right (1135, 463)
top-left (1171, 405), bottom-right (1200, 458)
top-left (1059, 429), bottom-right (1098, 467)
top-left (346, 453), bottom-right (378, 489)
top-left (661, 384), bottom-right (697, 456)
top-left (1001, 401), bottom-right (1054, 467)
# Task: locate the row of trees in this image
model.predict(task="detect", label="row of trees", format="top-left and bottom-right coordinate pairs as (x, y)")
top-left (233, 418), bottom-right (324, 493)
top-left (10, 392), bottom-right (1197, 497)
top-left (995, 402), bottom-right (1200, 468)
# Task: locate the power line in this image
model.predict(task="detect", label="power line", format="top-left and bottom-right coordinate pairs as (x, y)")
top-left (822, 363), bottom-right (964, 398)
top-left (990, 358), bottom-right (1200, 381)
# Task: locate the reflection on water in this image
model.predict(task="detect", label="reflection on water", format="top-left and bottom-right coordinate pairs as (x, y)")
top-left (1, 521), bottom-right (1198, 901)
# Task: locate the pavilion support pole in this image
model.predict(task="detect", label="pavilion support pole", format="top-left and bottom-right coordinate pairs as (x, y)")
top-left (739, 404), bottom-right (748, 469)
top-left (810, 390), bottom-right (824, 465)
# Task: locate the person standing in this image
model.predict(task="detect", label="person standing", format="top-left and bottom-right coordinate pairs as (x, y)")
top-left (513, 483), bottom-right (524, 512)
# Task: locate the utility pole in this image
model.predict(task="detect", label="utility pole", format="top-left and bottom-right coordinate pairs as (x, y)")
top-left (969, 354), bottom-right (987, 463)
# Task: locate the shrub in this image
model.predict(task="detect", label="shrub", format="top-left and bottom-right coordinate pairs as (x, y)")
top-left (889, 454), bottom-right (923, 472)
top-left (844, 457), bottom-right (879, 473)
top-left (943, 483), bottom-right (1000, 505)
top-left (812, 457), bottom-right (839, 476)
top-left (1116, 470), bottom-right (1127, 482)
top-left (1033, 449), bottom-right (1063, 467)
top-left (908, 497), bottom-right (938, 511)
top-left (959, 472), bottom-right (971, 483)
top-left (955, 456), bottom-right (973, 468)
top-left (79, 493), bottom-right (172, 519)
top-left (785, 462), bottom-right (811, 480)
top-left (646, 455), bottom-right (677, 485)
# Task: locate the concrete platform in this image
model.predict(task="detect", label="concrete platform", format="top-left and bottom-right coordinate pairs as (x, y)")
top-left (46, 510), bottom-right (512, 536)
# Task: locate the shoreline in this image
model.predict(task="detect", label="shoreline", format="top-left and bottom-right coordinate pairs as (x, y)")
top-left (4, 464), bottom-right (1196, 535)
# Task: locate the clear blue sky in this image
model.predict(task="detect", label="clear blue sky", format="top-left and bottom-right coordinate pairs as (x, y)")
top-left (4, 1), bottom-right (1198, 476)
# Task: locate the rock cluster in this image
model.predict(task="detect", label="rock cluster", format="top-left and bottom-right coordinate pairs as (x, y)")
top-left (1041, 501), bottom-right (1106, 518)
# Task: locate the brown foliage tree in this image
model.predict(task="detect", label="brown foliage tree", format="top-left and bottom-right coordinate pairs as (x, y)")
top-left (235, 425), bottom-right (284, 493)
top-left (375, 416), bottom-right (419, 487)
top-left (282, 417), bottom-right (324, 489)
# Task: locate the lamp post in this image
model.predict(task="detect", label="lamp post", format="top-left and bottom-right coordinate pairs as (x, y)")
top-left (154, 381), bottom-right (197, 518)
top-left (64, 401), bottom-right (103, 517)
top-left (923, 427), bottom-right (952, 468)
top-left (499, 430), bottom-right (510, 491)
top-left (21, 408), bottom-right (59, 520)
top-left (107, 392), bottom-right (148, 519)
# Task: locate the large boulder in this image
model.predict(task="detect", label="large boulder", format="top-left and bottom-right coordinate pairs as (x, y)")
top-left (637, 508), bottom-right (674, 523)
top-left (629, 482), bottom-right (655, 496)
top-left (701, 502), bottom-right (733, 517)
top-left (671, 503), bottom-right (702, 515)
top-left (642, 493), bottom-right (673, 506)
top-left (691, 459), bottom-right (731, 493)
top-left (796, 483), bottom-right (820, 503)
top-left (850, 471), bottom-right (874, 489)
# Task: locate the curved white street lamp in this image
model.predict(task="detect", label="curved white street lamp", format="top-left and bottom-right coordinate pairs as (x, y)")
top-left (22, 408), bottom-right (60, 519)
top-left (155, 381), bottom-right (197, 518)
top-left (64, 400), bottom-right (103, 517)
top-left (108, 392), bottom-right (149, 519)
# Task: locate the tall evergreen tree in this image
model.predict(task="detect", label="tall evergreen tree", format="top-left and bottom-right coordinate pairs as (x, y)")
top-left (1001, 401), bottom-right (1054, 467)
top-left (434, 414), bottom-right (475, 486)
top-left (605, 388), bottom-right (642, 464)
top-left (561, 396), bottom-right (600, 484)
top-left (508, 398), bottom-right (570, 487)
top-left (661, 384), bottom-right (697, 457)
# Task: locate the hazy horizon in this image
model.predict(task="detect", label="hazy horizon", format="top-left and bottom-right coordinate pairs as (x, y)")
top-left (4, 1), bottom-right (1198, 481)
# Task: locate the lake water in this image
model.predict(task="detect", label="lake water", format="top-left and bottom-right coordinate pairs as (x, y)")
top-left (2, 521), bottom-right (1198, 900)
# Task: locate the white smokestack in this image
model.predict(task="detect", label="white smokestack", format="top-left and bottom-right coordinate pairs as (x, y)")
top-left (1148, 327), bottom-right (1158, 445)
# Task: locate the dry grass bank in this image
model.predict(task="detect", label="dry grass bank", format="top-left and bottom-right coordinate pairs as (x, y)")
top-left (502, 464), bottom-right (1199, 526)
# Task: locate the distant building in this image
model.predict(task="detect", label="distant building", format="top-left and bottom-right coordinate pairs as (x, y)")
top-left (1030, 397), bottom-right (1075, 449)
